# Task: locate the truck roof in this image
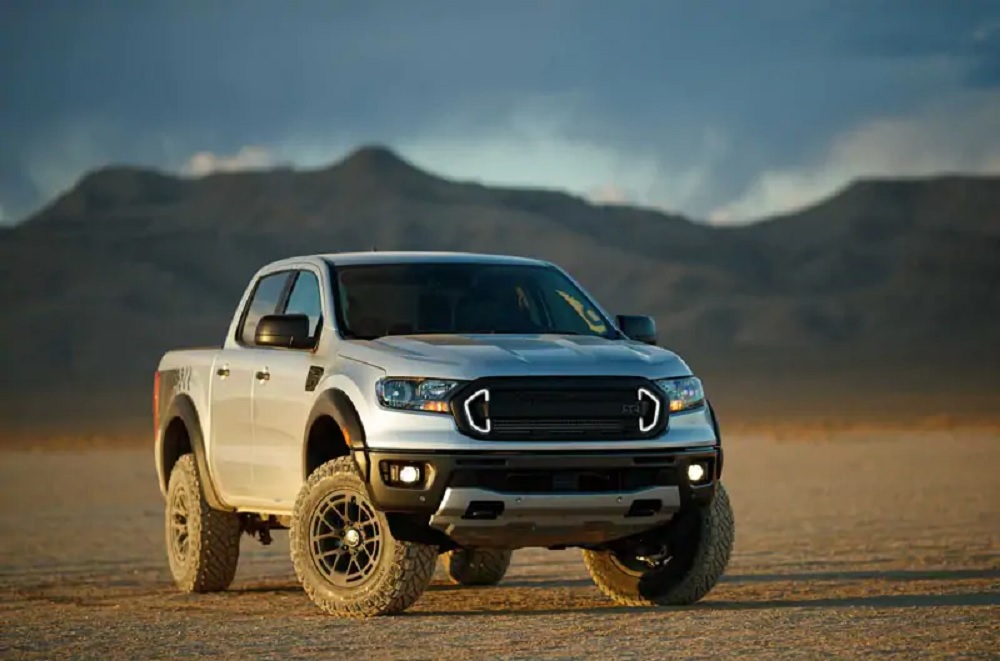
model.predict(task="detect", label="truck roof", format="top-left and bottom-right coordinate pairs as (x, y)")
top-left (319, 251), bottom-right (550, 267)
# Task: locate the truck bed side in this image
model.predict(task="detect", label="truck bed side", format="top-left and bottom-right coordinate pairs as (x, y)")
top-left (155, 348), bottom-right (222, 497)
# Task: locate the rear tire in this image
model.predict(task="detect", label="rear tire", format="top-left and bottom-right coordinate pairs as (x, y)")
top-left (290, 457), bottom-right (437, 617)
top-left (443, 548), bottom-right (512, 586)
top-left (583, 483), bottom-right (734, 606)
top-left (165, 454), bottom-right (241, 592)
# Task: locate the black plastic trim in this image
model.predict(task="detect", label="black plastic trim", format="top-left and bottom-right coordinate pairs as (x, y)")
top-left (304, 366), bottom-right (324, 391)
top-left (362, 446), bottom-right (716, 458)
top-left (302, 389), bottom-right (369, 480)
top-left (707, 399), bottom-right (724, 478)
top-left (364, 447), bottom-right (719, 515)
top-left (159, 392), bottom-right (233, 511)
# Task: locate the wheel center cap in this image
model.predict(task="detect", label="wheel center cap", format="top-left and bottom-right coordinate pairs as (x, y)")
top-left (344, 528), bottom-right (362, 547)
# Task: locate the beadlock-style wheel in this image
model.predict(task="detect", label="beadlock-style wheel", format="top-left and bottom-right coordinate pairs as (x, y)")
top-left (308, 490), bottom-right (384, 588)
top-left (290, 457), bottom-right (437, 618)
top-left (164, 454), bottom-right (241, 593)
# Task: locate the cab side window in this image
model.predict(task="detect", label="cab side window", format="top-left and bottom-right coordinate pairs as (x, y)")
top-left (239, 272), bottom-right (291, 345)
top-left (283, 270), bottom-right (324, 341)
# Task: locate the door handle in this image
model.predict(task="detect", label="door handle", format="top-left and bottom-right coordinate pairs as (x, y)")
top-left (216, 365), bottom-right (230, 378)
top-left (256, 368), bottom-right (271, 382)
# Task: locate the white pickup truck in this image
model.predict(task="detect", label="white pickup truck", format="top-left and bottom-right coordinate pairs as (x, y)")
top-left (155, 251), bottom-right (733, 617)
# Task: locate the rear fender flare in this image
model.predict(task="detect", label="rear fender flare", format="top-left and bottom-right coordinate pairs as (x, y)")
top-left (158, 394), bottom-right (233, 511)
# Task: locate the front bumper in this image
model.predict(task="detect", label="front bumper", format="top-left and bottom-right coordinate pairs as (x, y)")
top-left (356, 446), bottom-right (720, 548)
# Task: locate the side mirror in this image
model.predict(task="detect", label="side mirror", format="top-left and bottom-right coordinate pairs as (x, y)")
top-left (616, 314), bottom-right (658, 345)
top-left (255, 314), bottom-right (314, 349)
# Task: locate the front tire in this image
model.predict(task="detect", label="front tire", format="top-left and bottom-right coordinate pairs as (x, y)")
top-left (443, 548), bottom-right (512, 586)
top-left (165, 454), bottom-right (241, 592)
top-left (583, 483), bottom-right (734, 606)
top-left (290, 457), bottom-right (437, 617)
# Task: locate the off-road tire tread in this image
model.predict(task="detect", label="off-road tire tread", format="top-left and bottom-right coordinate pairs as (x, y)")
top-left (583, 483), bottom-right (734, 606)
top-left (443, 548), bottom-right (512, 586)
top-left (290, 456), bottom-right (437, 618)
top-left (166, 454), bottom-right (241, 593)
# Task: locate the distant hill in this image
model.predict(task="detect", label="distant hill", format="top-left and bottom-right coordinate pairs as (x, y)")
top-left (1, 146), bottom-right (998, 433)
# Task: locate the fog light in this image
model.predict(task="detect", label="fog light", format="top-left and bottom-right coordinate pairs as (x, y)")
top-left (398, 465), bottom-right (421, 484)
top-left (687, 463), bottom-right (707, 483)
top-left (380, 461), bottom-right (427, 488)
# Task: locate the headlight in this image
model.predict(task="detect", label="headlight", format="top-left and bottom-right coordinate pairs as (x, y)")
top-left (376, 378), bottom-right (462, 413)
top-left (654, 376), bottom-right (705, 413)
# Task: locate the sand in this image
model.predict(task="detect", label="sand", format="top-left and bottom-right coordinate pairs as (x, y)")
top-left (1, 431), bottom-right (997, 659)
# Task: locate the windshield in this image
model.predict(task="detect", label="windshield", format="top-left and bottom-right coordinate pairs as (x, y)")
top-left (332, 262), bottom-right (617, 340)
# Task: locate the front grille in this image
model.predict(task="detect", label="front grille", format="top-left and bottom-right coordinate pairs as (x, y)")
top-left (491, 418), bottom-right (630, 438)
top-left (450, 376), bottom-right (667, 441)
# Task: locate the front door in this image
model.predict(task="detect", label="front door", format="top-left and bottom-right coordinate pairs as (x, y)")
top-left (250, 268), bottom-right (328, 509)
top-left (250, 349), bottom-right (317, 508)
top-left (210, 270), bottom-right (293, 502)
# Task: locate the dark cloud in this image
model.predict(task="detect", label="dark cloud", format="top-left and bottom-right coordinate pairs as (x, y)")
top-left (1, 0), bottom-right (998, 223)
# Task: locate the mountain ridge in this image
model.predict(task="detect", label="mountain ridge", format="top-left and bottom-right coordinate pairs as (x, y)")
top-left (24, 145), bottom-right (1000, 233)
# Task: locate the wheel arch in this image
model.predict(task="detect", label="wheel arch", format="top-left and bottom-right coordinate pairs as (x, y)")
top-left (303, 388), bottom-right (369, 481)
top-left (158, 394), bottom-right (233, 511)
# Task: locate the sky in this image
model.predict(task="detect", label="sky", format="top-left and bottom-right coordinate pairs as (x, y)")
top-left (1, 0), bottom-right (998, 225)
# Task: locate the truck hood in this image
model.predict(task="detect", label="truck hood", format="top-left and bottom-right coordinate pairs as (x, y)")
top-left (338, 334), bottom-right (692, 380)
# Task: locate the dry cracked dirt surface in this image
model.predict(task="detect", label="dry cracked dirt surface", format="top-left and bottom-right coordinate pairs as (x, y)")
top-left (1, 431), bottom-right (998, 659)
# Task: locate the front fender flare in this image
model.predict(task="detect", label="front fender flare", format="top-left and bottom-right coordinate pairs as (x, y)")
top-left (707, 399), bottom-right (724, 478)
top-left (303, 389), bottom-right (370, 480)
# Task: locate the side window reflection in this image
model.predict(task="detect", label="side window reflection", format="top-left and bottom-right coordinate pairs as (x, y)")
top-left (284, 271), bottom-right (324, 339)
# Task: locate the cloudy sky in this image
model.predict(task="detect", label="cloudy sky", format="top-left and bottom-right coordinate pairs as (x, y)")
top-left (1, 0), bottom-right (998, 225)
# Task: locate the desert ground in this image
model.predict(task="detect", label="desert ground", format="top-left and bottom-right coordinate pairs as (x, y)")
top-left (1, 430), bottom-right (997, 659)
